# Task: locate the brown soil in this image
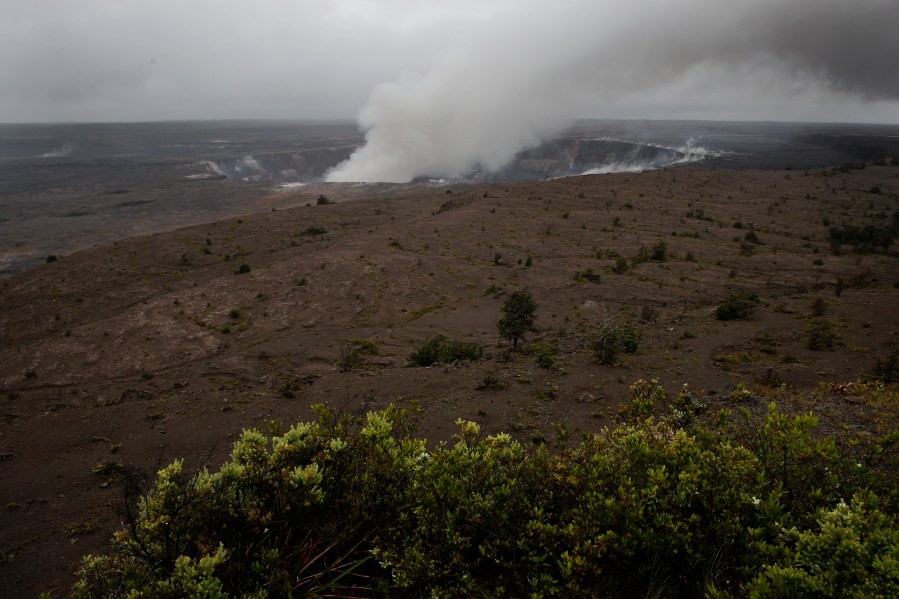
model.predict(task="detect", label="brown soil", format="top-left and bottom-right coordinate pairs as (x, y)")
top-left (1, 166), bottom-right (898, 597)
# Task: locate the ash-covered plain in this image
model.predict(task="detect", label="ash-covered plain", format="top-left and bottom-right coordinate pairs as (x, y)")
top-left (3, 119), bottom-right (899, 277)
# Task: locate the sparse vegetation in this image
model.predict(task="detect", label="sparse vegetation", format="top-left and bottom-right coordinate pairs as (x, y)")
top-left (573, 268), bottom-right (601, 284)
top-left (299, 226), bottom-right (327, 236)
top-left (590, 317), bottom-right (639, 364)
top-left (336, 342), bottom-right (364, 372)
top-left (336, 339), bottom-right (379, 372)
top-left (715, 291), bottom-right (761, 320)
top-left (871, 341), bottom-right (899, 383)
top-left (810, 297), bottom-right (828, 317)
top-left (408, 335), bottom-right (483, 367)
top-left (828, 217), bottom-right (898, 254)
top-left (476, 371), bottom-right (505, 390)
top-left (11, 150), bottom-right (899, 598)
top-left (807, 319), bottom-right (839, 351)
top-left (612, 256), bottom-right (629, 274)
top-left (526, 340), bottom-right (558, 369)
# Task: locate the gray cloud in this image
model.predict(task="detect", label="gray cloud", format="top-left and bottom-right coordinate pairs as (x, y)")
top-left (0, 0), bottom-right (465, 121)
top-left (2, 1), bottom-right (897, 178)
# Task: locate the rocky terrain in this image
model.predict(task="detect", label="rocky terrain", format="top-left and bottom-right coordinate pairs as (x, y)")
top-left (1, 163), bottom-right (898, 596)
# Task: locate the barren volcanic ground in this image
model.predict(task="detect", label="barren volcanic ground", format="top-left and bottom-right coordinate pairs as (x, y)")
top-left (2, 165), bottom-right (899, 596)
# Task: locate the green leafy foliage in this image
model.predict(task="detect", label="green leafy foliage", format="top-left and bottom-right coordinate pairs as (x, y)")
top-left (74, 382), bottom-right (899, 598)
top-left (748, 494), bottom-right (899, 598)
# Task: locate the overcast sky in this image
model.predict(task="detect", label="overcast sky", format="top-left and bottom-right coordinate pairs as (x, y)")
top-left (2, 0), bottom-right (898, 126)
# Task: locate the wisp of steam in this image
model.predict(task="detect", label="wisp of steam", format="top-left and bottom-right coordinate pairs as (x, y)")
top-left (326, 0), bottom-right (899, 183)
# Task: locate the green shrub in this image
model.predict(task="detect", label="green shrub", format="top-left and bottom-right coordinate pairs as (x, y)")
top-left (73, 384), bottom-right (899, 599)
top-left (74, 405), bottom-right (422, 598)
top-left (629, 378), bottom-right (665, 417)
top-left (408, 335), bottom-right (483, 366)
top-left (715, 292), bottom-right (761, 320)
top-left (526, 340), bottom-right (558, 369)
top-left (748, 494), bottom-right (899, 598)
top-left (590, 317), bottom-right (639, 364)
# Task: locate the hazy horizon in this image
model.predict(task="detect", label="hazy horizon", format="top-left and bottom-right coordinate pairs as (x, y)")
top-left (4, 0), bottom-right (899, 181)
top-left (4, 115), bottom-right (899, 127)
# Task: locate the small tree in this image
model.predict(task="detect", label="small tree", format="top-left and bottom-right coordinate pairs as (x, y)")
top-left (498, 289), bottom-right (537, 349)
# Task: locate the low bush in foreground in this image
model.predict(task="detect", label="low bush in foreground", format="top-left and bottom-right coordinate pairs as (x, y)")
top-left (74, 381), bottom-right (899, 598)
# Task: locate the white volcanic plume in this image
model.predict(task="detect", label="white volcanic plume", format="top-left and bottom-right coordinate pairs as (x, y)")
top-left (327, 0), bottom-right (899, 183)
